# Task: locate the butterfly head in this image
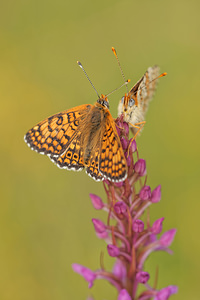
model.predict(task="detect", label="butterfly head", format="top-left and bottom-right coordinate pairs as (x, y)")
top-left (97, 94), bottom-right (110, 109)
top-left (120, 93), bottom-right (138, 113)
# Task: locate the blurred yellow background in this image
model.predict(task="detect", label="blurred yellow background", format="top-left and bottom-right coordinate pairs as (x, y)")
top-left (0, 0), bottom-right (199, 299)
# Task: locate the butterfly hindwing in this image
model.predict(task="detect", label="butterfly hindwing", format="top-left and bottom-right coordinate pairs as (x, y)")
top-left (50, 131), bottom-right (85, 171)
top-left (99, 113), bottom-right (127, 182)
top-left (85, 148), bottom-right (104, 181)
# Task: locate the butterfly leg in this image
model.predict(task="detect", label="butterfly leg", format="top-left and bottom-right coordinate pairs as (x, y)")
top-left (127, 121), bottom-right (146, 155)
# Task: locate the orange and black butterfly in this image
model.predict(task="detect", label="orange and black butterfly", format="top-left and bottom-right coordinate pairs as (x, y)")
top-left (24, 62), bottom-right (127, 182)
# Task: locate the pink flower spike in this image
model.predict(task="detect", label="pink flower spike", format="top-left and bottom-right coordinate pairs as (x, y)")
top-left (159, 229), bottom-right (177, 247)
top-left (151, 218), bottom-right (165, 234)
top-left (107, 244), bottom-right (120, 257)
top-left (132, 219), bottom-right (144, 233)
top-left (139, 186), bottom-right (151, 201)
top-left (136, 271), bottom-right (150, 284)
top-left (72, 264), bottom-right (97, 288)
top-left (92, 219), bottom-right (106, 234)
top-left (151, 185), bottom-right (161, 203)
top-left (118, 289), bottom-right (132, 300)
top-left (89, 194), bottom-right (104, 210)
top-left (134, 159), bottom-right (147, 176)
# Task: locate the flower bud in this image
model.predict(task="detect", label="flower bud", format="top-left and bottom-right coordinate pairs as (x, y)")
top-left (132, 219), bottom-right (144, 233)
top-left (136, 271), bottom-right (150, 284)
top-left (151, 218), bottom-right (164, 234)
top-left (90, 194), bottom-right (104, 210)
top-left (134, 159), bottom-right (147, 176)
top-left (151, 185), bottom-right (161, 203)
top-left (126, 154), bottom-right (132, 167)
top-left (92, 219), bottom-right (106, 234)
top-left (120, 137), bottom-right (128, 150)
top-left (114, 201), bottom-right (127, 215)
top-left (139, 185), bottom-right (151, 201)
top-left (128, 139), bottom-right (137, 153)
top-left (107, 244), bottom-right (120, 257)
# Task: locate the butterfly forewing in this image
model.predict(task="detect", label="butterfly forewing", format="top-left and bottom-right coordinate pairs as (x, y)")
top-left (24, 104), bottom-right (92, 157)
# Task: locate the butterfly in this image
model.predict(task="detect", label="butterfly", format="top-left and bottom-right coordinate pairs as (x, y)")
top-left (24, 94), bottom-right (127, 182)
top-left (118, 65), bottom-right (161, 136)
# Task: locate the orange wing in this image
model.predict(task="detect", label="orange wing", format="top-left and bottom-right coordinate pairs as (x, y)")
top-left (24, 104), bottom-right (92, 167)
top-left (85, 147), bottom-right (104, 181)
top-left (50, 131), bottom-right (85, 171)
top-left (99, 113), bottom-right (127, 182)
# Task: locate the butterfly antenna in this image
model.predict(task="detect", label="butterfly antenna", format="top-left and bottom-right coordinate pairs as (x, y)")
top-left (132, 71), bottom-right (167, 97)
top-left (112, 47), bottom-right (129, 93)
top-left (77, 61), bottom-right (100, 98)
top-left (106, 79), bottom-right (131, 97)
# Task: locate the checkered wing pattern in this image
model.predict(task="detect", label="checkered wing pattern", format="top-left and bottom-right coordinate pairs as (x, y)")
top-left (24, 104), bottom-right (92, 170)
top-left (99, 112), bottom-right (127, 182)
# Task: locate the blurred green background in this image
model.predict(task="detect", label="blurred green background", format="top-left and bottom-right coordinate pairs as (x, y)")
top-left (0, 0), bottom-right (199, 299)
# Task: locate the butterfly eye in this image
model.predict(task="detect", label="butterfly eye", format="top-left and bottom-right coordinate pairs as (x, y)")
top-left (129, 98), bottom-right (135, 107)
top-left (121, 96), bottom-right (125, 103)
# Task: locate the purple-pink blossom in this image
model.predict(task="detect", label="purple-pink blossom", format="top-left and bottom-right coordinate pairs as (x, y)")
top-left (72, 117), bottom-right (177, 300)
